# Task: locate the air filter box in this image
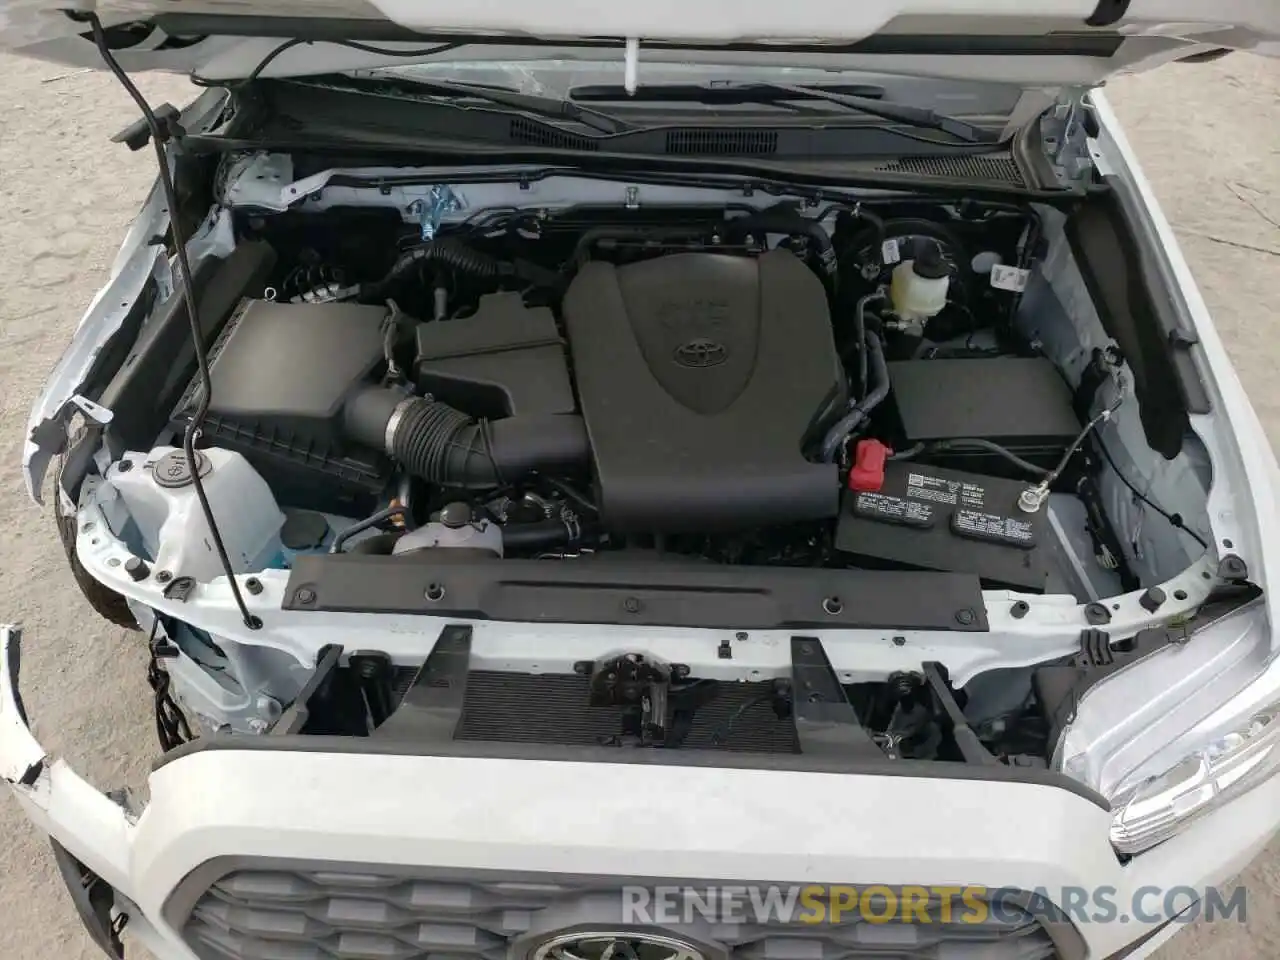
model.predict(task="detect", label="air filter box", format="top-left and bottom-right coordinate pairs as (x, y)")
top-left (835, 460), bottom-right (1058, 592)
top-left (415, 292), bottom-right (576, 419)
top-left (171, 299), bottom-right (391, 513)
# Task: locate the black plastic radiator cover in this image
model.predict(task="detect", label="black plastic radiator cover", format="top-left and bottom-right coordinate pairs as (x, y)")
top-left (283, 554), bottom-right (988, 631)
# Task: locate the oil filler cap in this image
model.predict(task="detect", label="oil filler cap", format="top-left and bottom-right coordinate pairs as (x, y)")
top-left (848, 439), bottom-right (891, 492)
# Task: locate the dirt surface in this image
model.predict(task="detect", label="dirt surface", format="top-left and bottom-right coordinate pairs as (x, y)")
top-left (0, 51), bottom-right (1278, 960)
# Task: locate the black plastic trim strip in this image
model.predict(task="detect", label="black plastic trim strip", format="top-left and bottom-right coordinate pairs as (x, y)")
top-left (373, 625), bottom-right (472, 740)
top-left (790, 637), bottom-right (883, 758)
top-left (150, 15), bottom-right (1126, 56)
top-left (282, 553), bottom-right (990, 631)
top-left (153, 732), bottom-right (1108, 807)
top-left (1063, 195), bottom-right (1208, 458)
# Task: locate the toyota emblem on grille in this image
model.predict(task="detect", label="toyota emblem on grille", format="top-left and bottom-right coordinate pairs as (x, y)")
top-left (533, 933), bottom-right (706, 960)
top-left (674, 338), bottom-right (728, 368)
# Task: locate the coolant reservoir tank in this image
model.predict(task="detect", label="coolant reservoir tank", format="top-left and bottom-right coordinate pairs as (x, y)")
top-left (889, 238), bottom-right (950, 323)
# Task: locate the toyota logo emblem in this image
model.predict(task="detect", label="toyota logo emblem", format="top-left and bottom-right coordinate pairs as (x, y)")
top-left (674, 338), bottom-right (728, 368)
top-left (533, 933), bottom-right (706, 960)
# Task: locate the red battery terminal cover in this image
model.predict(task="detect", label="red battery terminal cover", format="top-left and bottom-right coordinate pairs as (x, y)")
top-left (848, 439), bottom-right (892, 492)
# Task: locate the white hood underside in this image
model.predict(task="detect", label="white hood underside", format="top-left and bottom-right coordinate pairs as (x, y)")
top-left (0, 0), bottom-right (1276, 86)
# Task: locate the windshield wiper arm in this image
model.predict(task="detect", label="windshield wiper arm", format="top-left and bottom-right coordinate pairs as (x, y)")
top-left (746, 82), bottom-right (988, 142)
top-left (570, 80), bottom-right (987, 141)
top-left (382, 78), bottom-right (633, 135)
top-left (570, 81), bottom-right (887, 104)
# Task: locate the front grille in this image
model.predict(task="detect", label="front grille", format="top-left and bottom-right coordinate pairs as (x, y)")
top-left (873, 154), bottom-right (1026, 186)
top-left (179, 871), bottom-right (1063, 960)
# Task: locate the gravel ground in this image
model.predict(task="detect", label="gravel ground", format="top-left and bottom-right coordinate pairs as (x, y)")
top-left (1, 50), bottom-right (1278, 960)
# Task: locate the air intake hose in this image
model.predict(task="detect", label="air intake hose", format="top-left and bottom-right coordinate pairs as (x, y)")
top-left (360, 238), bottom-right (558, 301)
top-left (344, 385), bottom-right (590, 487)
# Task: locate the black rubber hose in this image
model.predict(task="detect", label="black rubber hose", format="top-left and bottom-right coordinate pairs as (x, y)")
top-left (360, 238), bottom-right (556, 301)
top-left (330, 504), bottom-right (405, 554)
top-left (820, 332), bottom-right (889, 462)
top-left (926, 439), bottom-right (1050, 478)
top-left (834, 206), bottom-right (887, 249)
top-left (852, 291), bottom-right (884, 398)
top-left (725, 203), bottom-right (838, 278)
top-left (501, 518), bottom-right (582, 551)
top-left (344, 386), bottom-right (590, 488)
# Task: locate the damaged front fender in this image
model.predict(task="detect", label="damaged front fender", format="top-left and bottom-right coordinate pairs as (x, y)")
top-left (23, 88), bottom-right (233, 504)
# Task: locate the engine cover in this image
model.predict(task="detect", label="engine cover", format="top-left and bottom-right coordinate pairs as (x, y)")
top-left (562, 249), bottom-right (843, 532)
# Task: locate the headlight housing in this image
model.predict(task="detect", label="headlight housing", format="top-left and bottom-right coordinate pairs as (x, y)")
top-left (1108, 703), bottom-right (1280, 854)
top-left (1055, 599), bottom-right (1280, 855)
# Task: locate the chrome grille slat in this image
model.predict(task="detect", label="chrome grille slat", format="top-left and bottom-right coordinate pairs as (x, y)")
top-left (181, 872), bottom-right (1062, 960)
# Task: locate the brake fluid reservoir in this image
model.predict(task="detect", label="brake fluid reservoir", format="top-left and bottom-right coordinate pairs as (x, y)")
top-left (889, 238), bottom-right (950, 323)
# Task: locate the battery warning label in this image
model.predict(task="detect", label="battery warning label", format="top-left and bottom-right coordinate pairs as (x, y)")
top-left (952, 509), bottom-right (1036, 548)
top-left (906, 471), bottom-right (987, 509)
top-left (854, 491), bottom-right (935, 528)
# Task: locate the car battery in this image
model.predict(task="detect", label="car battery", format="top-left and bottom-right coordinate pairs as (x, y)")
top-left (835, 460), bottom-right (1056, 592)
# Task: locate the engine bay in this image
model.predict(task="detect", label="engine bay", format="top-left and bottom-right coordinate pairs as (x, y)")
top-left (60, 165), bottom-right (1228, 763)
top-left (146, 194), bottom-right (1145, 598)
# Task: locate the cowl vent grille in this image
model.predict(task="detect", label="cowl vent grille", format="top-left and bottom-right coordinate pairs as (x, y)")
top-left (665, 128), bottom-right (779, 155)
top-left (873, 153), bottom-right (1025, 185)
top-left (509, 117), bottom-right (599, 151)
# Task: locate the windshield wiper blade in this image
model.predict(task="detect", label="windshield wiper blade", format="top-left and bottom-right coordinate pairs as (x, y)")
top-left (570, 82), bottom-right (887, 104)
top-left (592, 81), bottom-right (987, 142)
top-left (381, 77), bottom-right (633, 135)
top-left (745, 82), bottom-right (988, 142)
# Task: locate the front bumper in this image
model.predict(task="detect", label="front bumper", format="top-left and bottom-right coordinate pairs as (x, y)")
top-left (3, 625), bottom-right (1276, 960)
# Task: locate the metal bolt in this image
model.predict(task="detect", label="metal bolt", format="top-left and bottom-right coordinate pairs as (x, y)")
top-left (295, 587), bottom-right (316, 605)
top-left (154, 570), bottom-right (173, 584)
top-left (1084, 602), bottom-right (1112, 626)
top-left (891, 636), bottom-right (906, 647)
top-left (623, 597), bottom-right (641, 613)
top-left (425, 582), bottom-right (445, 602)
top-left (1139, 587), bottom-right (1166, 613)
top-left (117, 459), bottom-right (133, 473)
top-left (822, 596), bottom-right (843, 615)
top-left (107, 558), bottom-right (121, 568)
top-left (1010, 601), bottom-right (1030, 620)
top-left (245, 577), bottom-right (263, 596)
top-left (736, 631), bottom-right (748, 642)
top-left (247, 718), bottom-right (268, 734)
top-left (955, 608), bottom-right (976, 626)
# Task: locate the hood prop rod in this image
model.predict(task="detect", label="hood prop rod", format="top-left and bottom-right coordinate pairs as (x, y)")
top-left (82, 12), bottom-right (261, 630)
